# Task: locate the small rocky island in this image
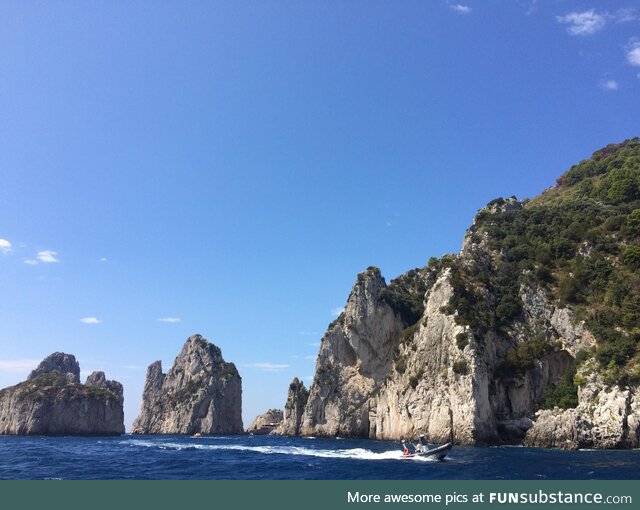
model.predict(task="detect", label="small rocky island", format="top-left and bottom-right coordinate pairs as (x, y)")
top-left (246, 409), bottom-right (283, 435)
top-left (131, 334), bottom-right (243, 435)
top-left (0, 352), bottom-right (124, 435)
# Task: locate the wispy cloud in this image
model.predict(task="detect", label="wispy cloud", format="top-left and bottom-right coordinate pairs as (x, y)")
top-left (331, 307), bottom-right (344, 317)
top-left (119, 364), bottom-right (145, 370)
top-left (298, 331), bottom-right (318, 336)
top-left (304, 355), bottom-right (316, 360)
top-left (24, 250), bottom-right (60, 265)
top-left (557, 9), bottom-right (636, 36)
top-left (557, 10), bottom-right (606, 36)
top-left (303, 375), bottom-right (314, 382)
top-left (0, 239), bottom-right (11, 254)
top-left (627, 40), bottom-right (640, 67)
top-left (449, 3), bottom-right (471, 15)
top-left (99, 257), bottom-right (108, 262)
top-left (309, 342), bottom-right (321, 348)
top-left (37, 250), bottom-right (59, 263)
top-left (599, 78), bottom-right (619, 91)
top-left (245, 362), bottom-right (290, 372)
top-left (80, 317), bottom-right (101, 324)
top-left (521, 0), bottom-right (538, 16)
top-left (615, 8), bottom-right (637, 23)
top-left (157, 317), bottom-right (181, 323)
top-left (0, 359), bottom-right (39, 372)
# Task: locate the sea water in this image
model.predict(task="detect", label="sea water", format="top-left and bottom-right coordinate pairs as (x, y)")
top-left (0, 435), bottom-right (638, 480)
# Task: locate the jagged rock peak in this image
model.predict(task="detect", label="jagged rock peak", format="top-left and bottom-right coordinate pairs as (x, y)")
top-left (346, 266), bottom-right (387, 313)
top-left (131, 334), bottom-right (243, 435)
top-left (28, 352), bottom-right (80, 383)
top-left (179, 333), bottom-right (225, 363)
top-left (85, 371), bottom-right (124, 400)
top-left (272, 377), bottom-right (309, 436)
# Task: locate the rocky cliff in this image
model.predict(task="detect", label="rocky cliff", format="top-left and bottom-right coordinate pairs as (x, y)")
top-left (525, 361), bottom-right (640, 449)
top-left (246, 409), bottom-right (283, 435)
top-left (131, 334), bottom-right (243, 434)
top-left (272, 377), bottom-right (309, 436)
top-left (289, 138), bottom-right (640, 448)
top-left (0, 353), bottom-right (124, 435)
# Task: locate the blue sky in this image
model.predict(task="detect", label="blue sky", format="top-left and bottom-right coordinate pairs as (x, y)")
top-left (1, 1), bottom-right (639, 429)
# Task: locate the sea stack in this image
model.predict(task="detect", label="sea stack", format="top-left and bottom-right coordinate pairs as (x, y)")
top-left (131, 334), bottom-right (243, 435)
top-left (0, 352), bottom-right (124, 435)
top-left (272, 377), bottom-right (309, 436)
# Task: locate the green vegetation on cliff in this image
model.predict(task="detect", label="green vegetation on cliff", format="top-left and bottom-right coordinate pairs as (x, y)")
top-left (379, 267), bottom-right (432, 326)
top-left (463, 138), bottom-right (640, 387)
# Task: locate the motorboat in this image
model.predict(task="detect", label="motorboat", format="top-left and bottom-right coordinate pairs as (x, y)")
top-left (402, 435), bottom-right (452, 461)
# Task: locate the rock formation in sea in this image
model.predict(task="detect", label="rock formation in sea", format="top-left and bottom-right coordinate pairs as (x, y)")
top-left (272, 377), bottom-right (309, 436)
top-left (131, 334), bottom-right (243, 435)
top-left (0, 352), bottom-right (124, 435)
top-left (246, 409), bottom-right (283, 435)
top-left (282, 138), bottom-right (640, 448)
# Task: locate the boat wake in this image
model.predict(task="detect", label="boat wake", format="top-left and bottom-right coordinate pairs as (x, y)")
top-left (123, 439), bottom-right (436, 461)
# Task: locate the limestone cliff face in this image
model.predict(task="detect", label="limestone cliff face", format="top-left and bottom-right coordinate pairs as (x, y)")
top-left (272, 377), bottom-right (309, 436)
top-left (0, 353), bottom-right (124, 435)
top-left (246, 409), bottom-right (283, 435)
top-left (374, 269), bottom-right (487, 444)
top-left (292, 203), bottom-right (603, 445)
top-left (131, 334), bottom-right (243, 435)
top-left (373, 269), bottom-right (594, 444)
top-left (299, 268), bottom-right (406, 437)
top-left (525, 363), bottom-right (640, 449)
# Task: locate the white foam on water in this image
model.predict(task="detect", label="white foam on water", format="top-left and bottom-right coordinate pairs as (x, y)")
top-left (124, 438), bottom-right (410, 461)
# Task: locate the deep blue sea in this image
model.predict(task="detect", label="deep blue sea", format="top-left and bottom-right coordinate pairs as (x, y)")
top-left (0, 435), bottom-right (638, 480)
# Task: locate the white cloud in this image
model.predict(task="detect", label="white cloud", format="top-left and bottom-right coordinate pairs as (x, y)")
top-left (309, 342), bottom-right (321, 348)
top-left (331, 307), bottom-right (344, 317)
top-left (627, 41), bottom-right (640, 66)
top-left (99, 257), bottom-right (108, 262)
top-left (449, 3), bottom-right (471, 14)
top-left (615, 8), bottom-right (637, 23)
top-left (557, 10), bottom-right (606, 36)
top-left (80, 317), bottom-right (101, 324)
top-left (599, 79), bottom-right (619, 90)
top-left (298, 331), bottom-right (318, 336)
top-left (24, 259), bottom-right (39, 265)
top-left (157, 317), bottom-right (181, 323)
top-left (304, 355), bottom-right (316, 360)
top-left (245, 362), bottom-right (290, 372)
top-left (0, 239), bottom-right (11, 254)
top-left (0, 359), bottom-right (39, 372)
top-left (303, 375), bottom-right (314, 382)
top-left (37, 250), bottom-right (59, 263)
